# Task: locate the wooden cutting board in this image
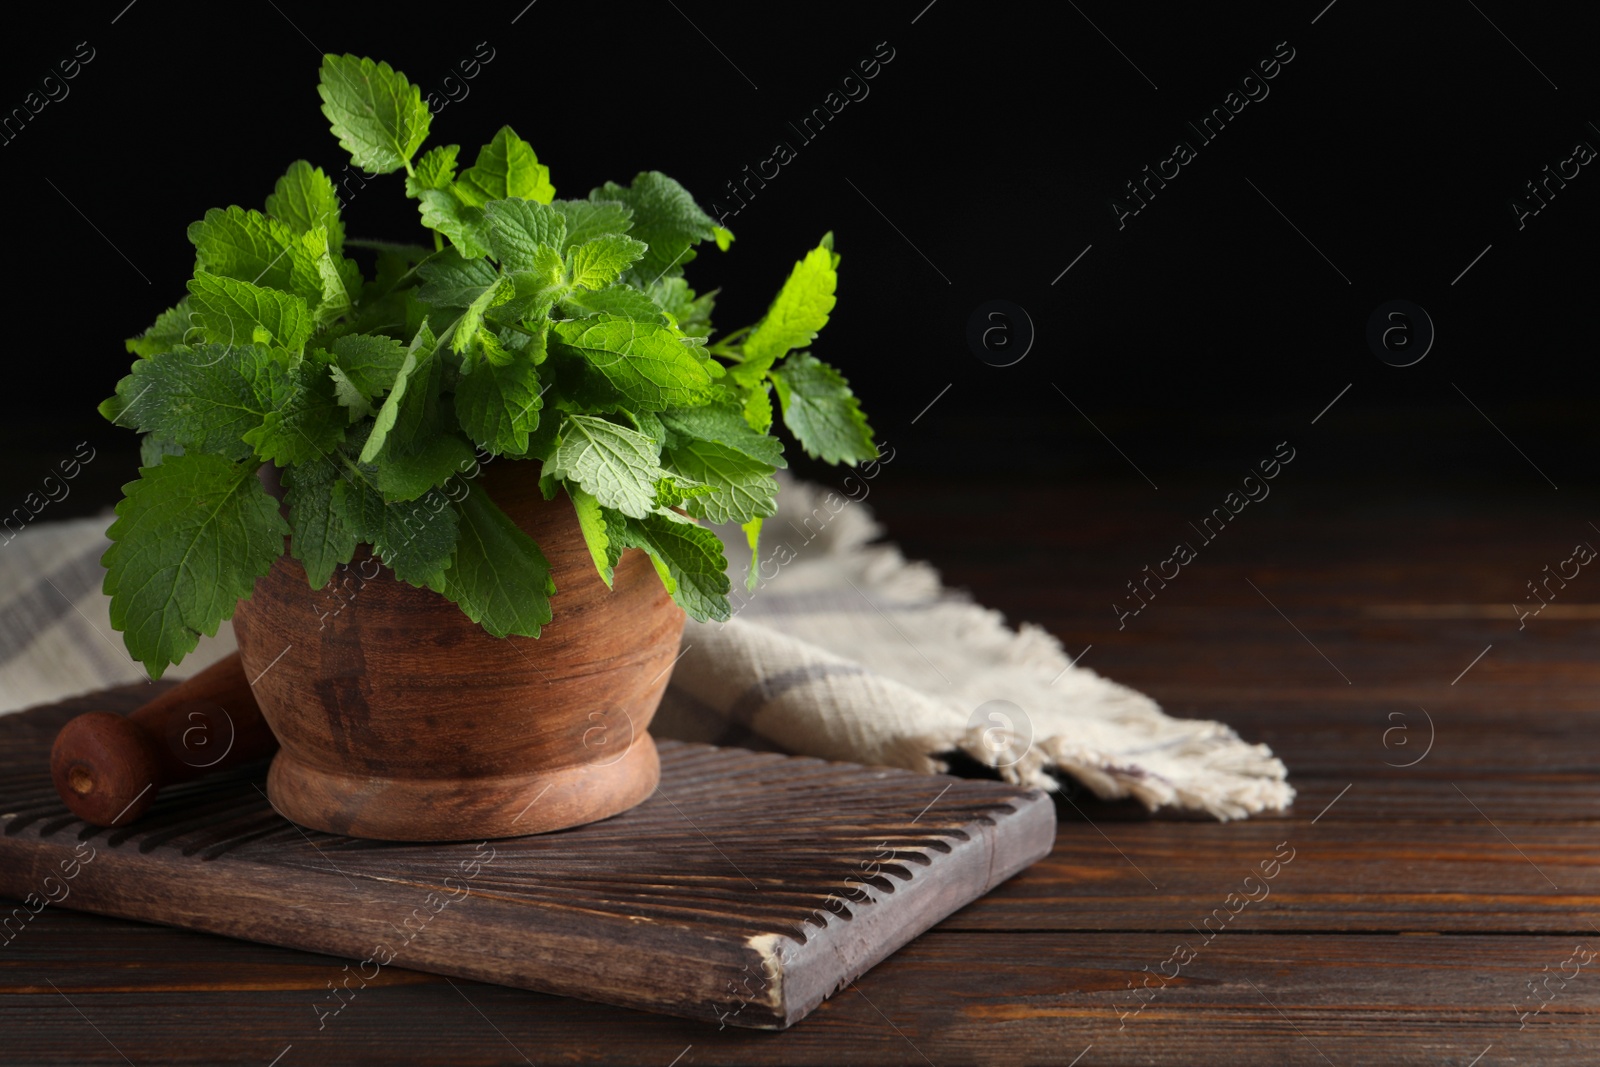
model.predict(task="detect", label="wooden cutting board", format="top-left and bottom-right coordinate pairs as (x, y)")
top-left (0, 685), bottom-right (1054, 1029)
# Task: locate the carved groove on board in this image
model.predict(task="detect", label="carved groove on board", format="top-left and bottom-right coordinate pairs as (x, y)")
top-left (0, 689), bottom-right (1056, 1028)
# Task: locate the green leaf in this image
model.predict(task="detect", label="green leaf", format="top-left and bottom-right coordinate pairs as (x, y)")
top-left (649, 277), bottom-right (717, 339)
top-left (139, 434), bottom-right (184, 467)
top-left (663, 439), bottom-right (779, 525)
top-left (743, 381), bottom-right (774, 434)
top-left (567, 484), bottom-right (618, 587)
top-left (188, 206), bottom-right (325, 305)
top-left (456, 353), bottom-right (543, 455)
top-left (453, 126), bottom-right (555, 206)
top-left (102, 453), bottom-right (289, 679)
top-left (551, 316), bottom-right (715, 411)
top-left (186, 272), bottom-right (313, 353)
top-left (376, 432), bottom-right (478, 501)
top-left (483, 198), bottom-right (567, 272)
top-left (328, 365), bottom-right (375, 419)
top-left (543, 414), bottom-right (665, 519)
top-left (433, 482), bottom-right (555, 638)
top-left (473, 326), bottom-right (516, 367)
top-left (659, 402), bottom-right (786, 468)
top-left (567, 234), bottom-right (646, 290)
top-left (627, 410), bottom-right (668, 449)
top-left (243, 359), bottom-right (345, 465)
top-left (741, 516), bottom-right (763, 591)
top-left (346, 284), bottom-right (410, 342)
top-left (265, 160), bottom-right (346, 254)
top-left (364, 248), bottom-right (415, 304)
top-left (337, 474), bottom-right (458, 586)
top-left (406, 144), bottom-right (459, 196)
top-left (733, 240), bottom-right (837, 385)
top-left (453, 275), bottom-right (514, 354)
top-left (551, 199), bottom-right (632, 251)
top-left (770, 353), bottom-right (877, 465)
top-left (108, 343), bottom-right (284, 462)
top-left (417, 190), bottom-right (490, 259)
top-left (652, 473), bottom-right (715, 509)
top-left (308, 232), bottom-right (361, 323)
top-left (361, 321), bottom-right (438, 463)
top-left (284, 452), bottom-right (358, 589)
top-left (590, 172), bottom-right (717, 282)
top-left (417, 251), bottom-right (499, 308)
top-left (126, 300), bottom-right (196, 358)
top-left (542, 345), bottom-right (629, 413)
top-left (502, 247), bottom-right (567, 316)
top-left (609, 510), bottom-right (731, 623)
top-left (558, 284), bottom-right (668, 324)
top-left (328, 333), bottom-right (411, 397)
top-left (647, 276), bottom-right (698, 321)
top-left (317, 54), bottom-right (431, 174)
top-left (522, 406), bottom-right (564, 462)
top-left (713, 225), bottom-right (735, 251)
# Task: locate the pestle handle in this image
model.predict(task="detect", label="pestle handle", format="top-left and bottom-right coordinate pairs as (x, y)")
top-left (49, 652), bottom-right (278, 827)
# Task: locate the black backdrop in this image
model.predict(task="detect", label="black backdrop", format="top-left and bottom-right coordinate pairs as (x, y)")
top-left (4, 0), bottom-right (1597, 508)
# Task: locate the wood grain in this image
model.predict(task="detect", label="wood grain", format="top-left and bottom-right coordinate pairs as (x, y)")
top-left (0, 687), bottom-right (1055, 1030)
top-left (49, 652), bottom-right (275, 827)
top-left (4, 921), bottom-right (1595, 1065)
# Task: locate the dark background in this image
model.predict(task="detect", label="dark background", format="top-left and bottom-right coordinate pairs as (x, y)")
top-left (3, 0), bottom-right (1596, 513)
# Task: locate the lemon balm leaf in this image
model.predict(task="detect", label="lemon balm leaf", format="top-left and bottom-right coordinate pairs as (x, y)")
top-left (407, 144), bottom-right (459, 196)
top-left (102, 453), bottom-right (289, 679)
top-left (105, 344), bottom-right (288, 463)
top-left (568, 484), bottom-right (618, 587)
top-left (567, 234), bottom-right (647, 291)
top-left (454, 126), bottom-right (555, 206)
top-left (551, 316), bottom-right (714, 411)
top-left (662, 439), bottom-right (778, 526)
top-left (456, 354), bottom-right (543, 456)
top-left (482, 197), bottom-right (567, 272)
top-left (187, 206), bottom-right (326, 306)
top-left (186, 272), bottom-right (313, 354)
top-left (543, 415), bottom-right (666, 519)
top-left (284, 452), bottom-right (359, 590)
top-left (769, 353), bottom-right (876, 465)
top-left (434, 483), bottom-right (556, 638)
top-left (732, 239), bottom-right (837, 385)
top-left (317, 54), bottom-right (432, 174)
top-left (607, 509), bottom-right (731, 622)
top-left (265, 160), bottom-right (347, 254)
top-left (589, 172), bottom-right (716, 281)
top-left (552, 199), bottom-right (633, 251)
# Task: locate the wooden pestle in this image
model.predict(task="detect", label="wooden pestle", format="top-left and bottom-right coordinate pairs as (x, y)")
top-left (50, 652), bottom-right (278, 827)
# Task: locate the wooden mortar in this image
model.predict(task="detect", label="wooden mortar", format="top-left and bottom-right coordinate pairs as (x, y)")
top-left (233, 463), bottom-right (684, 841)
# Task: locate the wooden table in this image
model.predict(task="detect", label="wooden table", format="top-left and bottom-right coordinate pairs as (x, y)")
top-left (4, 470), bottom-right (1598, 1064)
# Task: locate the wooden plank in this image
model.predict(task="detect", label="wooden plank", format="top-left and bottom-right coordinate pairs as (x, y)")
top-left (0, 691), bottom-right (1055, 1029)
top-left (4, 926), bottom-right (1597, 1065)
top-left (945, 817), bottom-right (1600, 932)
top-left (1065, 774), bottom-right (1600, 824)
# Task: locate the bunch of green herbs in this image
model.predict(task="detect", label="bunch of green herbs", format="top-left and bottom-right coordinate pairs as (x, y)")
top-left (99, 55), bottom-right (876, 678)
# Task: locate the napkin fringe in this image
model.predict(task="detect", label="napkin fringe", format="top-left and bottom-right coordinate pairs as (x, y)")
top-left (774, 480), bottom-right (1294, 821)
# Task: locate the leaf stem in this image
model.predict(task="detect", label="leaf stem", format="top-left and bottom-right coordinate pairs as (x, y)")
top-left (709, 323), bottom-right (755, 352)
top-left (708, 326), bottom-right (758, 362)
top-left (372, 249), bottom-right (444, 302)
